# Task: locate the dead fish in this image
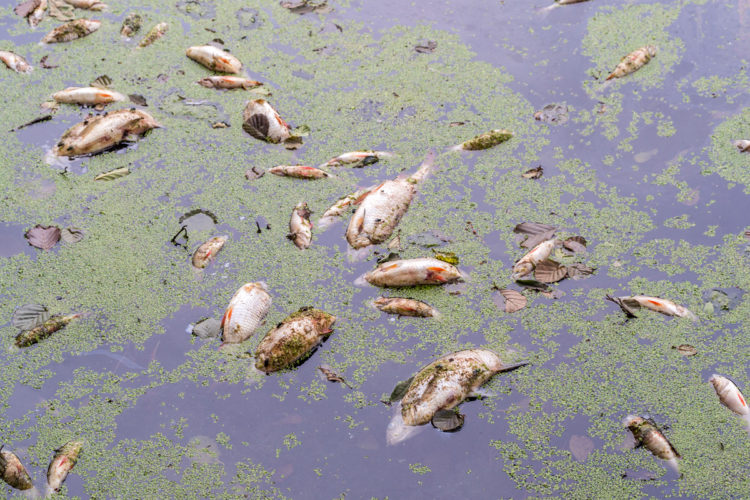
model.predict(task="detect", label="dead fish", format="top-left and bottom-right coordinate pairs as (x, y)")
top-left (52, 86), bottom-right (126, 105)
top-left (221, 282), bottom-right (271, 344)
top-left (0, 50), bottom-right (32, 73)
top-left (269, 165), bottom-right (329, 179)
top-left (53, 108), bottom-right (160, 157)
top-left (288, 202), bottom-right (312, 249)
top-left (614, 295), bottom-right (698, 321)
top-left (317, 186), bottom-right (374, 230)
top-left (709, 374), bottom-right (750, 421)
top-left (450, 129), bottom-right (513, 151)
top-left (138, 22), bottom-right (167, 48)
top-left (361, 257), bottom-right (461, 287)
top-left (623, 415), bottom-right (679, 472)
top-left (186, 45), bottom-right (241, 73)
top-left (46, 441), bottom-right (83, 494)
top-left (538, 0), bottom-right (590, 12)
top-left (64, 0), bottom-right (107, 10)
top-left (28, 0), bottom-right (47, 28)
top-left (197, 76), bottom-right (263, 90)
top-left (254, 307), bottom-right (336, 373)
top-left (0, 448), bottom-right (33, 490)
top-left (512, 238), bottom-right (556, 279)
top-left (318, 151), bottom-right (394, 168)
top-left (733, 140), bottom-right (750, 152)
top-left (120, 13), bottom-right (142, 38)
top-left (241, 99), bottom-right (291, 143)
top-left (41, 19), bottom-right (101, 43)
top-left (15, 313), bottom-right (82, 347)
top-left (192, 235), bottom-right (227, 269)
top-left (372, 297), bottom-right (438, 318)
top-left (346, 153), bottom-right (434, 249)
top-left (606, 45), bottom-right (657, 80)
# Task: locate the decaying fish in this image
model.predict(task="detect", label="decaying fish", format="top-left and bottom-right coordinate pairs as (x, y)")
top-left (611, 295), bottom-right (698, 321)
top-left (197, 76), bottom-right (263, 90)
top-left (254, 307), bottom-right (336, 373)
top-left (709, 374), bottom-right (750, 421)
top-left (41, 19), bottom-right (101, 43)
top-left (270, 165), bottom-right (329, 179)
top-left (120, 13), bottom-right (142, 38)
top-left (346, 154), bottom-right (434, 249)
top-left (53, 108), bottom-right (160, 157)
top-left (241, 99), bottom-right (291, 143)
top-left (317, 186), bottom-right (373, 230)
top-left (372, 297), bottom-right (438, 318)
top-left (623, 415), bottom-right (679, 472)
top-left (450, 129), bottom-right (513, 151)
top-left (64, 0), bottom-right (107, 10)
top-left (606, 45), bottom-right (657, 80)
top-left (46, 441), bottom-right (82, 494)
top-left (387, 349), bottom-right (527, 445)
top-left (52, 86), bottom-right (126, 105)
top-left (288, 202), bottom-right (312, 249)
top-left (191, 235), bottom-right (227, 269)
top-left (28, 0), bottom-right (47, 28)
top-left (733, 140), bottom-right (750, 152)
top-left (0, 448), bottom-right (33, 491)
top-left (0, 50), bottom-right (32, 73)
top-left (137, 22), bottom-right (167, 48)
top-left (221, 282), bottom-right (272, 344)
top-left (319, 151), bottom-right (394, 168)
top-left (186, 45), bottom-right (241, 73)
top-left (15, 313), bottom-right (81, 347)
top-left (361, 257), bottom-right (461, 287)
top-left (512, 238), bottom-right (556, 278)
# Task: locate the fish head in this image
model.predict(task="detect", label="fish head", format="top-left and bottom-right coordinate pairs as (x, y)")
top-left (622, 414), bottom-right (645, 431)
top-left (386, 407), bottom-right (423, 446)
top-left (512, 261), bottom-right (533, 278)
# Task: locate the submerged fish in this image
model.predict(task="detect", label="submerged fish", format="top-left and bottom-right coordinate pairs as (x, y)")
top-left (0, 50), bottom-right (32, 74)
top-left (733, 140), bottom-right (750, 152)
top-left (254, 307), bottom-right (336, 373)
top-left (623, 415), bottom-right (679, 472)
top-left (512, 238), bottom-right (556, 278)
top-left (41, 19), bottom-right (101, 43)
top-left (450, 129), bottom-right (513, 151)
top-left (221, 282), bottom-right (271, 344)
top-left (709, 374), bottom-right (750, 421)
top-left (186, 45), bottom-right (241, 73)
top-left (53, 108), bottom-right (160, 157)
top-left (319, 151), bottom-right (394, 168)
top-left (198, 76), bottom-right (263, 90)
top-left (606, 45), bottom-right (657, 80)
top-left (52, 86), bottom-right (126, 105)
top-left (269, 165), bottom-right (329, 179)
top-left (138, 22), bottom-right (167, 48)
top-left (192, 235), bottom-right (227, 269)
top-left (64, 0), bottom-right (107, 10)
top-left (372, 297), bottom-right (438, 318)
top-left (613, 295), bottom-right (697, 321)
top-left (15, 313), bottom-right (81, 347)
top-left (288, 202), bottom-right (312, 249)
top-left (46, 441), bottom-right (82, 494)
top-left (120, 13), bottom-right (142, 38)
top-left (0, 448), bottom-right (33, 490)
top-left (346, 153), bottom-right (434, 249)
top-left (317, 186), bottom-right (374, 230)
top-left (362, 257), bottom-right (461, 287)
top-left (241, 99), bottom-right (291, 143)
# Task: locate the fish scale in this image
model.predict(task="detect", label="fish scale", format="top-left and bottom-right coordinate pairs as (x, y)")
top-left (221, 283), bottom-right (272, 344)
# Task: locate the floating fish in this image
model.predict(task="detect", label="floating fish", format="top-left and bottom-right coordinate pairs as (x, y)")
top-left (53, 108), bottom-right (160, 157)
top-left (318, 150), bottom-right (394, 168)
top-left (512, 238), bottom-right (556, 279)
top-left (0, 50), bottom-right (32, 73)
top-left (52, 86), bottom-right (126, 105)
top-left (611, 295), bottom-right (698, 321)
top-left (41, 19), bottom-right (101, 43)
top-left (138, 22), bottom-right (167, 48)
top-left (269, 165), bottom-right (329, 179)
top-left (15, 313), bottom-right (81, 347)
top-left (28, 0), bottom-right (47, 28)
top-left (46, 441), bottom-right (83, 494)
top-left (197, 76), bottom-right (263, 90)
top-left (0, 448), bottom-right (33, 490)
top-left (288, 202), bottom-right (312, 249)
top-left (192, 235), bottom-right (227, 269)
top-left (120, 13), bottom-right (142, 38)
top-left (241, 99), bottom-right (291, 143)
top-left (64, 0), bottom-right (107, 10)
top-left (346, 153), bottom-right (434, 249)
top-left (186, 45), bottom-right (241, 73)
top-left (254, 307), bottom-right (336, 373)
top-left (372, 297), bottom-right (438, 318)
top-left (733, 140), bottom-right (750, 152)
top-left (317, 186), bottom-right (373, 230)
top-left (221, 282), bottom-right (271, 344)
top-left (709, 374), bottom-right (750, 421)
top-left (450, 129), bottom-right (513, 151)
top-left (606, 45), bottom-right (657, 80)
top-left (361, 257), bottom-right (461, 287)
top-left (623, 415), bottom-right (679, 472)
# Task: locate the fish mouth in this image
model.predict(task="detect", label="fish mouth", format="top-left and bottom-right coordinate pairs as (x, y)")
top-left (386, 408), bottom-right (422, 446)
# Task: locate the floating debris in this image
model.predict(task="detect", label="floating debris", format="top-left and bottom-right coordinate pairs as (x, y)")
top-left (52, 86), bottom-right (126, 105)
top-left (431, 408), bottom-right (464, 432)
top-left (288, 202), bottom-right (312, 249)
top-left (362, 257), bottom-right (461, 287)
top-left (138, 22), bottom-right (167, 48)
top-left (569, 435), bottom-right (594, 463)
top-left (245, 166), bottom-right (265, 180)
top-left (60, 227), bottom-right (84, 243)
top-left (25, 224), bottom-right (60, 250)
top-left (533, 104), bottom-right (568, 124)
top-left (538, 0), bottom-right (591, 13)
top-left (0, 50), bottom-right (32, 73)
top-left (198, 76), bottom-right (263, 90)
top-left (10, 114), bottom-right (51, 132)
top-left (563, 236), bottom-right (587, 253)
top-left (372, 297), bottom-right (438, 318)
top-left (192, 235), bottom-right (227, 268)
top-left (566, 263), bottom-right (595, 280)
top-left (450, 129), bottom-right (513, 151)
top-left (606, 295), bottom-right (697, 321)
top-left (16, 313), bottom-right (81, 347)
top-left (623, 416), bottom-right (679, 472)
top-left (0, 448), bottom-right (33, 491)
top-left (317, 186), bottom-right (372, 230)
top-left (414, 40), bottom-right (437, 53)
top-left (522, 165), bottom-right (543, 179)
top-left (11, 303), bottom-right (50, 330)
top-left (494, 288), bottom-right (527, 313)
top-left (48, 0), bottom-right (74, 22)
top-left (192, 317), bottom-right (222, 339)
top-left (432, 250), bottom-right (458, 265)
top-left (709, 374), bottom-right (750, 420)
top-left (269, 165), bottom-right (329, 179)
top-left (46, 441), bottom-right (83, 494)
top-left (93, 167), bottom-right (130, 181)
top-left (64, 0), bottom-right (106, 10)
top-left (120, 13), bottom-right (142, 38)
top-left (40, 54), bottom-right (58, 69)
top-left (319, 151), bottom-right (393, 168)
top-left (221, 282), bottom-right (272, 344)
top-left (733, 140), bottom-right (750, 152)
top-left (41, 18), bottom-right (100, 43)
top-left (318, 364), bottom-right (353, 388)
top-left (129, 94), bottom-right (147, 106)
top-left (186, 45), bottom-right (241, 73)
top-left (674, 344), bottom-right (697, 357)
top-left (513, 222), bottom-right (556, 248)
top-left (606, 45), bottom-right (657, 80)
top-left (534, 259), bottom-right (567, 283)
top-left (242, 99), bottom-right (292, 143)
top-left (512, 238), bottom-right (556, 279)
top-left (280, 0), bottom-right (332, 15)
top-left (15, 0), bottom-right (41, 19)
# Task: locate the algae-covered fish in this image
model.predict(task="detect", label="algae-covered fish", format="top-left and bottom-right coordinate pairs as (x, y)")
top-left (346, 153), bottom-right (434, 249)
top-left (361, 257), bottom-right (461, 287)
top-left (120, 13), bottom-right (142, 38)
top-left (242, 99), bottom-right (291, 144)
top-left (41, 19), bottom-right (101, 43)
top-left (138, 22), bottom-right (167, 48)
top-left (372, 297), bottom-right (438, 318)
top-left (198, 76), bottom-right (263, 90)
top-left (15, 313), bottom-right (82, 347)
top-left (623, 416), bottom-right (679, 472)
top-left (0, 50), bottom-right (32, 73)
top-left (606, 45), bottom-right (657, 80)
top-left (0, 448), bottom-right (33, 490)
top-left (709, 374), bottom-right (750, 423)
top-left (288, 202), bottom-right (312, 249)
top-left (52, 86), bottom-right (126, 105)
top-left (53, 108), bottom-right (160, 157)
top-left (608, 295), bottom-right (697, 321)
top-left (319, 151), bottom-right (394, 168)
top-left (450, 129), bottom-right (513, 151)
top-left (512, 238), bottom-right (556, 279)
top-left (221, 282), bottom-right (271, 344)
top-left (186, 45), bottom-right (241, 73)
top-left (269, 165), bottom-right (329, 179)
top-left (64, 0), bottom-right (107, 10)
top-left (317, 186), bottom-right (374, 230)
top-left (254, 307), bottom-right (336, 373)
top-left (192, 235), bottom-right (227, 269)
top-left (46, 441), bottom-right (82, 494)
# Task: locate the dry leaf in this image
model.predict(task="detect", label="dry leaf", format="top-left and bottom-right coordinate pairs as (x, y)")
top-left (449, 121), bottom-right (465, 127)
top-left (566, 263), bottom-right (595, 280)
top-left (522, 166), bottom-right (543, 179)
top-left (495, 289), bottom-right (527, 313)
top-left (25, 225), bottom-right (60, 250)
top-left (563, 236), bottom-right (587, 253)
top-left (388, 377), bottom-right (414, 404)
top-left (674, 344), bottom-right (697, 357)
top-left (11, 303), bottom-right (49, 330)
top-left (534, 103), bottom-right (569, 125)
top-left (605, 295), bottom-right (638, 318)
top-left (514, 222), bottom-right (556, 235)
top-left (129, 94), bottom-right (147, 106)
top-left (415, 40), bottom-right (437, 53)
top-left (540, 289), bottom-right (564, 299)
top-left (535, 259), bottom-right (567, 283)
top-left (94, 167), bottom-right (130, 181)
top-left (431, 408), bottom-right (464, 432)
top-left (14, 0), bottom-right (40, 18)
top-left (60, 227), bottom-right (83, 243)
top-left (569, 435), bottom-right (594, 462)
top-left (245, 167), bottom-right (265, 180)
top-left (318, 364), bottom-right (352, 388)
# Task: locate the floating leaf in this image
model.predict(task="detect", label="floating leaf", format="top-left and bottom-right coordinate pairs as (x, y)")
top-left (533, 103), bottom-right (569, 125)
top-left (318, 365), bottom-right (353, 388)
top-left (245, 167), bottom-right (265, 180)
top-left (192, 318), bottom-right (221, 339)
top-left (94, 167), bottom-right (130, 181)
top-left (433, 250), bottom-right (458, 265)
top-left (40, 55), bottom-right (59, 69)
top-left (129, 94), bottom-right (148, 106)
top-left (60, 227), bottom-right (84, 244)
top-left (91, 75), bottom-right (112, 89)
top-left (11, 303), bottom-right (49, 330)
top-left (566, 263), bottom-right (595, 280)
top-left (387, 232), bottom-right (401, 251)
top-left (535, 259), bottom-right (567, 283)
top-left (415, 40), bottom-right (437, 53)
top-left (494, 289), bottom-right (527, 313)
top-left (514, 222), bottom-right (556, 235)
top-left (280, 0), bottom-right (331, 15)
top-left (674, 344), bottom-right (697, 357)
top-left (605, 295), bottom-right (638, 318)
top-left (407, 230), bottom-right (452, 248)
top-left (449, 121), bottom-right (465, 127)
top-left (563, 236), bottom-right (587, 253)
top-left (431, 409), bottom-right (464, 432)
top-left (569, 435), bottom-right (594, 462)
top-left (389, 377), bottom-right (414, 403)
top-left (522, 166), bottom-right (543, 179)
top-left (515, 278), bottom-right (550, 291)
top-left (25, 225), bottom-right (60, 250)
top-left (14, 0), bottom-right (40, 19)
top-left (48, 0), bottom-right (74, 21)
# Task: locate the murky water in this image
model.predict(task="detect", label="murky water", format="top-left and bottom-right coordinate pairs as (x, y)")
top-left (1, 0), bottom-right (749, 497)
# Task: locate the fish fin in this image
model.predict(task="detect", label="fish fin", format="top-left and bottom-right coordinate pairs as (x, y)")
top-left (410, 151), bottom-right (436, 183)
top-left (497, 361), bottom-right (530, 373)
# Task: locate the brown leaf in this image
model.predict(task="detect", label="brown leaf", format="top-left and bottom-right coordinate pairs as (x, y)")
top-left (522, 229), bottom-right (556, 249)
top-left (415, 40), bottom-right (437, 53)
top-left (245, 167), bottom-right (265, 180)
top-left (60, 227), bottom-right (83, 244)
top-left (563, 236), bottom-right (587, 253)
top-left (535, 259), bottom-right (567, 283)
top-left (674, 344), bottom-right (697, 357)
top-left (566, 263), bottom-right (595, 280)
top-left (498, 289), bottom-right (527, 313)
top-left (515, 278), bottom-right (550, 291)
top-left (14, 0), bottom-right (40, 18)
top-left (569, 435), bottom-right (594, 462)
top-left (129, 94), bottom-right (148, 106)
top-left (25, 225), bottom-right (60, 250)
top-left (431, 408), bottom-right (464, 432)
top-left (318, 364), bottom-right (352, 388)
top-left (514, 222), bottom-right (556, 236)
top-left (522, 166), bottom-right (543, 179)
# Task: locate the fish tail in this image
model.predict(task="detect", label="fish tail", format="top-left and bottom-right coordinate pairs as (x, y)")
top-left (410, 151), bottom-right (436, 183)
top-left (605, 73), bottom-right (615, 81)
top-left (498, 361), bottom-right (530, 373)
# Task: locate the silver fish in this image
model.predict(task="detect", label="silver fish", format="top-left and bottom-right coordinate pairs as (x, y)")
top-left (221, 282), bottom-right (272, 344)
top-left (0, 448), bottom-right (33, 490)
top-left (41, 19), bottom-right (101, 43)
top-left (242, 99), bottom-right (291, 144)
top-left (52, 86), bottom-right (126, 105)
top-left (512, 238), bottom-right (556, 278)
top-left (317, 186), bottom-right (374, 230)
top-left (269, 165), bottom-right (329, 179)
top-left (362, 257), bottom-right (461, 287)
top-left (192, 236), bottom-right (227, 269)
top-left (319, 150), bottom-right (394, 168)
top-left (186, 45), bottom-right (241, 73)
top-left (372, 297), bottom-right (438, 318)
top-left (709, 374), bottom-right (750, 419)
top-left (623, 415), bottom-right (679, 472)
top-left (615, 295), bottom-right (697, 321)
top-left (64, 0), bottom-right (107, 10)
top-left (606, 45), bottom-right (657, 80)
top-left (0, 50), bottom-right (32, 73)
top-left (198, 76), bottom-right (263, 90)
top-left (288, 202), bottom-right (312, 249)
top-left (46, 441), bottom-right (83, 494)
top-left (138, 22), bottom-right (167, 48)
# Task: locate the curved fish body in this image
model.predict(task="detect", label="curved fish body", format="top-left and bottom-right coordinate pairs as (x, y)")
top-left (288, 202), bottom-right (312, 249)
top-left (617, 295), bottom-right (697, 321)
top-left (319, 150), bottom-right (394, 168)
top-left (15, 313), bottom-right (81, 347)
top-left (41, 19), bottom-right (101, 43)
top-left (317, 186), bottom-right (373, 230)
top-left (138, 22), bottom-right (167, 48)
top-left (709, 374), bottom-right (750, 419)
top-left (254, 307), bottom-right (336, 373)
top-left (0, 51), bottom-right (32, 73)
top-left (0, 449), bottom-right (33, 490)
top-left (53, 108), bottom-right (160, 157)
top-left (346, 154), bottom-right (433, 249)
top-left (120, 13), bottom-right (142, 38)
top-left (363, 258), bottom-right (460, 287)
top-left (198, 76), bottom-right (263, 90)
top-left (270, 165), bottom-right (329, 179)
top-left (64, 0), bottom-right (107, 10)
top-left (733, 140), bottom-right (750, 152)
top-left (451, 129), bottom-right (513, 151)
top-left (186, 45), bottom-right (241, 73)
top-left (623, 416), bottom-right (679, 471)
top-left (46, 441), bottom-right (82, 494)
top-left (192, 236), bottom-right (227, 269)
top-left (242, 99), bottom-right (291, 143)
top-left (52, 86), bottom-right (126, 105)
top-left (221, 282), bottom-right (272, 344)
top-left (373, 297), bottom-right (437, 317)
top-left (606, 45), bottom-right (657, 80)
top-left (512, 238), bottom-right (556, 278)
